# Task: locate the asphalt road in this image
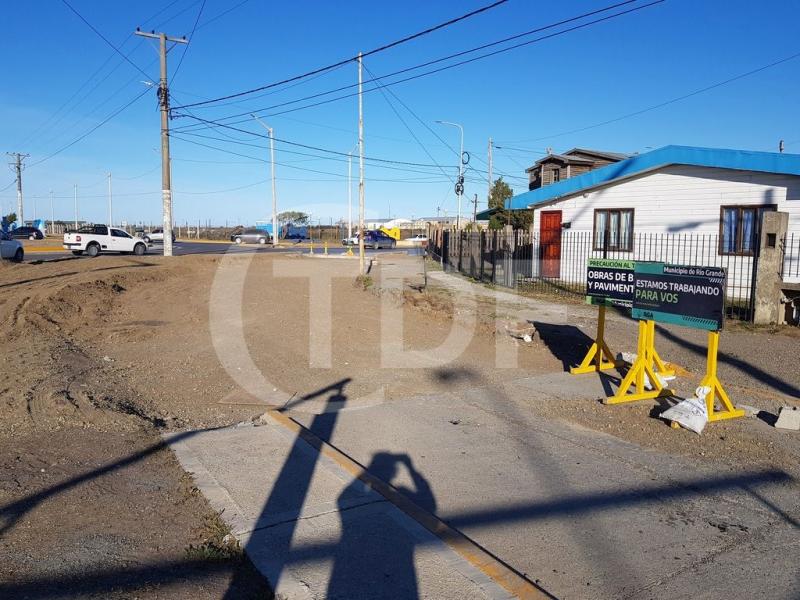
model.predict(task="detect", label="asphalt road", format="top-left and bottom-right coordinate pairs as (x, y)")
top-left (24, 240), bottom-right (422, 262)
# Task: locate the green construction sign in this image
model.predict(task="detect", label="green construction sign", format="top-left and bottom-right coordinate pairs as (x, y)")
top-left (630, 262), bottom-right (726, 331)
top-left (585, 258), bottom-right (635, 308)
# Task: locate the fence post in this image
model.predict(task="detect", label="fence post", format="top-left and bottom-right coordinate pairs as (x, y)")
top-left (491, 230), bottom-right (497, 284)
top-left (752, 211), bottom-right (789, 324)
top-left (479, 230), bottom-right (485, 281)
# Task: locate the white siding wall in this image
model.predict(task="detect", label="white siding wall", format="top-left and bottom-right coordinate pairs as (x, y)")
top-left (531, 165), bottom-right (800, 284)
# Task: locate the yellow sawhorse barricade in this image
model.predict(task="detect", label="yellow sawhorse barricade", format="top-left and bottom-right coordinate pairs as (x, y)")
top-left (569, 304), bottom-right (621, 374)
top-left (573, 258), bottom-right (744, 425)
top-left (605, 319), bottom-right (674, 404)
top-left (570, 305), bottom-right (674, 380)
top-left (697, 330), bottom-right (745, 422)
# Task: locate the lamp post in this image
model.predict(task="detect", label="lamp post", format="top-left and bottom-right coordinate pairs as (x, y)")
top-left (436, 120), bottom-right (464, 229)
top-left (251, 114), bottom-right (278, 247)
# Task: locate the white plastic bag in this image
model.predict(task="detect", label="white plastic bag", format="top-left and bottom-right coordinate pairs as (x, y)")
top-left (660, 386), bottom-right (711, 434)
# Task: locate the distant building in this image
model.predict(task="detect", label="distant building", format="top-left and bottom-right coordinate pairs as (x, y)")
top-left (526, 148), bottom-right (629, 191)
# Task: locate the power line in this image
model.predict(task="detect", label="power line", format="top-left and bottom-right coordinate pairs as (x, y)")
top-left (174, 130), bottom-right (460, 176)
top-left (170, 133), bottom-right (457, 184)
top-left (172, 0), bottom-right (662, 129)
top-left (172, 0), bottom-right (207, 82)
top-left (28, 88), bottom-right (150, 168)
top-left (18, 0), bottom-right (186, 151)
top-left (195, 0), bottom-right (252, 32)
top-left (501, 49), bottom-right (800, 143)
top-left (174, 0), bottom-right (511, 109)
top-left (174, 115), bottom-right (459, 168)
top-left (60, 0), bottom-right (153, 80)
top-left (360, 63), bottom-right (454, 184)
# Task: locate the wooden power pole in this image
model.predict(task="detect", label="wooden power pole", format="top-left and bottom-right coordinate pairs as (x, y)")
top-left (134, 28), bottom-right (187, 257)
top-left (358, 52), bottom-right (366, 275)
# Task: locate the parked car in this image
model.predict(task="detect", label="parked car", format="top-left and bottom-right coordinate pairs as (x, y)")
top-left (231, 228), bottom-right (270, 245)
top-left (10, 226), bottom-right (44, 240)
top-left (142, 227), bottom-right (175, 244)
top-left (363, 230), bottom-right (397, 249)
top-left (0, 231), bottom-right (24, 262)
top-left (409, 234), bottom-right (428, 242)
top-left (341, 234), bottom-right (359, 246)
top-left (64, 224), bottom-right (148, 257)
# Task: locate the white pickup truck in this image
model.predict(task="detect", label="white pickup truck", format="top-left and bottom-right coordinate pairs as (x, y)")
top-left (64, 224), bottom-right (148, 257)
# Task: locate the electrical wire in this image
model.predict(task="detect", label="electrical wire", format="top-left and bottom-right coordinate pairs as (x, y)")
top-left (17, 0), bottom-right (185, 151)
top-left (174, 0), bottom-right (511, 109)
top-left (361, 63), bottom-right (454, 184)
top-left (174, 130), bottom-right (461, 176)
top-left (60, 0), bottom-right (153, 80)
top-left (28, 88), bottom-right (150, 168)
top-left (194, 0), bottom-right (252, 32)
top-left (501, 48), bottom-right (800, 143)
top-left (172, 0), bottom-right (207, 82)
top-left (170, 133), bottom-right (460, 183)
top-left (172, 0), bottom-right (663, 130)
top-left (173, 115), bottom-right (458, 168)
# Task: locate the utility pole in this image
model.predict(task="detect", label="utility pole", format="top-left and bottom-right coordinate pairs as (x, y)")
top-left (73, 184), bottom-right (78, 228)
top-left (473, 193), bottom-right (478, 223)
top-left (135, 28), bottom-right (187, 257)
top-left (358, 52), bottom-right (366, 275)
top-left (488, 137), bottom-right (493, 203)
top-left (347, 143), bottom-right (358, 240)
top-left (348, 151), bottom-right (353, 239)
top-left (107, 172), bottom-right (113, 227)
top-left (7, 153), bottom-right (29, 224)
top-left (251, 115), bottom-right (279, 247)
top-left (49, 189), bottom-right (54, 235)
top-left (436, 120), bottom-right (464, 229)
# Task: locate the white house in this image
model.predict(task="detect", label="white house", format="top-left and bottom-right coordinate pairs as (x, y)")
top-left (506, 146), bottom-right (800, 292)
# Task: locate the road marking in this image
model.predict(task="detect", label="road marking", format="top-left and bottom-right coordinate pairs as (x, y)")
top-left (263, 408), bottom-right (556, 600)
top-left (23, 246), bottom-right (65, 253)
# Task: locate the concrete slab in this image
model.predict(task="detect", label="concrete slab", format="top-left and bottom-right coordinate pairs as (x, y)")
top-left (289, 380), bottom-right (799, 600)
top-left (775, 406), bottom-right (800, 430)
top-left (166, 422), bottom-right (519, 600)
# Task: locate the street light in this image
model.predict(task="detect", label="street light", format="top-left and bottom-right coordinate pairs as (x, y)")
top-left (251, 114), bottom-right (279, 247)
top-left (436, 120), bottom-right (464, 229)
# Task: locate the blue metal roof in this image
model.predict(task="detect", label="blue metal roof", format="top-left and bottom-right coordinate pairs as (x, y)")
top-left (507, 145), bottom-right (800, 210)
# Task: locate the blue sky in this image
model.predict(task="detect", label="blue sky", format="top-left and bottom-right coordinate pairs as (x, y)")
top-left (2, 0), bottom-right (799, 226)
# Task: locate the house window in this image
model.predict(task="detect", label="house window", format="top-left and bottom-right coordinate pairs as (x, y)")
top-left (719, 205), bottom-right (776, 255)
top-left (593, 209), bottom-right (634, 251)
top-left (552, 168), bottom-right (561, 183)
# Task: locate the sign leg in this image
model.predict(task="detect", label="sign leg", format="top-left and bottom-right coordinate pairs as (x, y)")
top-left (702, 331), bottom-right (745, 422)
top-left (606, 320), bottom-right (674, 404)
top-left (570, 305), bottom-right (621, 375)
top-left (646, 320), bottom-right (676, 377)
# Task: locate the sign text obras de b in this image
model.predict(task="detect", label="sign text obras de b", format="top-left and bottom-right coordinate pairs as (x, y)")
top-left (585, 258), bottom-right (634, 307)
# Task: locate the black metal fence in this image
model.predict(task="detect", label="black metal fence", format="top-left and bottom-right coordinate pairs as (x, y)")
top-left (428, 228), bottom-right (764, 320)
top-left (782, 232), bottom-right (800, 280)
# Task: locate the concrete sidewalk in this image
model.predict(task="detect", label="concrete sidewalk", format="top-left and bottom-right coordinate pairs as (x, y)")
top-left (167, 417), bottom-right (530, 600)
top-left (167, 373), bottom-right (799, 599)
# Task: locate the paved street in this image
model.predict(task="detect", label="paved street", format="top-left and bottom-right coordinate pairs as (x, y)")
top-left (23, 239), bottom-right (422, 262)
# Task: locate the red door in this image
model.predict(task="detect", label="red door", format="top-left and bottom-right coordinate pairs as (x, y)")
top-left (540, 210), bottom-right (562, 278)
